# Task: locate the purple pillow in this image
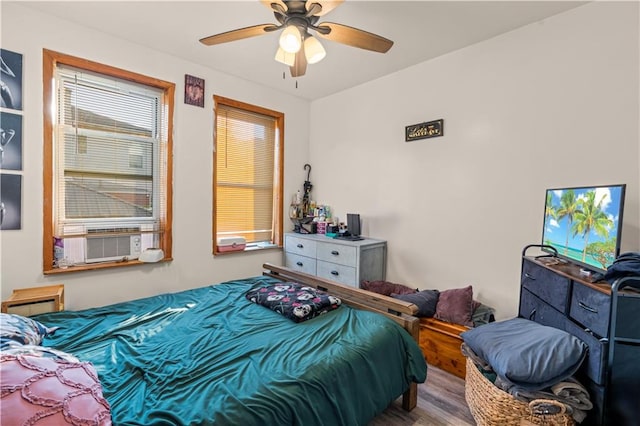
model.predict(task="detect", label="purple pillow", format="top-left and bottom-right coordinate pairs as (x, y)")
top-left (1, 354), bottom-right (112, 425)
top-left (361, 280), bottom-right (417, 296)
top-left (434, 285), bottom-right (475, 327)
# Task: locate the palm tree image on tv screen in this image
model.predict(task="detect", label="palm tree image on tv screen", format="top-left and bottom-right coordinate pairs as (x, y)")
top-left (543, 184), bottom-right (626, 272)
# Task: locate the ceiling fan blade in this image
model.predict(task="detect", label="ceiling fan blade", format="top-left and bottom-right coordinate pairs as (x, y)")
top-left (260, 0), bottom-right (288, 13)
top-left (290, 46), bottom-right (308, 77)
top-left (306, 1), bottom-right (343, 16)
top-left (316, 22), bottom-right (393, 53)
top-left (200, 24), bottom-right (278, 46)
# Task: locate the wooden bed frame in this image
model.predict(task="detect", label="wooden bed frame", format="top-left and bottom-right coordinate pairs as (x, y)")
top-left (262, 263), bottom-right (421, 411)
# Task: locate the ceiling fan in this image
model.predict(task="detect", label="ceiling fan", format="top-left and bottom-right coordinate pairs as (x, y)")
top-left (199, 0), bottom-right (393, 78)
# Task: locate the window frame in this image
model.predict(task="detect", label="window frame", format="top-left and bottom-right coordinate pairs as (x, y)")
top-left (42, 49), bottom-right (174, 274)
top-left (212, 95), bottom-right (284, 255)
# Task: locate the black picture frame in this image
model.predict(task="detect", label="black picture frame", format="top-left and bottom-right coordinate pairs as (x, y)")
top-left (1, 111), bottom-right (23, 170)
top-left (184, 74), bottom-right (205, 108)
top-left (405, 119), bottom-right (444, 142)
top-left (1, 49), bottom-right (23, 111)
top-left (0, 173), bottom-right (21, 230)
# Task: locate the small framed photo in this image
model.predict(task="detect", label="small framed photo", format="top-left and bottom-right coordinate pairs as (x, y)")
top-left (184, 74), bottom-right (205, 107)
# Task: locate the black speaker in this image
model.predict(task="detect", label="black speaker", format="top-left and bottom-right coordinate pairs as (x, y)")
top-left (347, 213), bottom-right (361, 237)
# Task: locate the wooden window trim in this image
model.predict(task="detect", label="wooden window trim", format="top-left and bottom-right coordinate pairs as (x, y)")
top-left (42, 49), bottom-right (174, 274)
top-left (213, 95), bottom-right (284, 255)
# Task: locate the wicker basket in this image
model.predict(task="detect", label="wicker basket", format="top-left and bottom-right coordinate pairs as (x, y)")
top-left (464, 357), bottom-right (575, 426)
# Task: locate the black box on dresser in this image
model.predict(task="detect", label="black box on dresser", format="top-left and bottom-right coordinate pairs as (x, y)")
top-left (519, 255), bottom-right (640, 426)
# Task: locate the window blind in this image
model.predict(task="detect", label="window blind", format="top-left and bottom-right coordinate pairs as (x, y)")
top-left (53, 65), bottom-right (168, 239)
top-left (215, 104), bottom-right (276, 244)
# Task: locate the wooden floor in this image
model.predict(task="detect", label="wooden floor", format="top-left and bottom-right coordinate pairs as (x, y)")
top-left (369, 364), bottom-right (476, 426)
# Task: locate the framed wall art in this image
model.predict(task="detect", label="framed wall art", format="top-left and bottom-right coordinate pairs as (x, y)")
top-left (0, 173), bottom-right (21, 230)
top-left (0, 49), bottom-right (23, 111)
top-left (185, 74), bottom-right (205, 108)
top-left (1, 111), bottom-right (23, 170)
top-left (405, 119), bottom-right (444, 142)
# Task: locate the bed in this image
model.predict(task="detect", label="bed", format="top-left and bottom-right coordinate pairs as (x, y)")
top-left (17, 263), bottom-right (427, 425)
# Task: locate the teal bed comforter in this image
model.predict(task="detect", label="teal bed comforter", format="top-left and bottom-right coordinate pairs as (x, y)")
top-left (36, 276), bottom-right (427, 425)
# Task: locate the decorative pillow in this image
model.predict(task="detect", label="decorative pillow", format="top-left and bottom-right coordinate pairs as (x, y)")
top-left (246, 282), bottom-right (342, 323)
top-left (361, 280), bottom-right (417, 296)
top-left (391, 290), bottom-right (440, 317)
top-left (1, 354), bottom-right (112, 425)
top-left (461, 318), bottom-right (588, 390)
top-left (1, 340), bottom-right (80, 362)
top-left (434, 285), bottom-right (475, 327)
top-left (0, 313), bottom-right (58, 348)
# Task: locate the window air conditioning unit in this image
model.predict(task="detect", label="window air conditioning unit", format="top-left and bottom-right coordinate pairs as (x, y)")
top-left (85, 227), bottom-right (142, 263)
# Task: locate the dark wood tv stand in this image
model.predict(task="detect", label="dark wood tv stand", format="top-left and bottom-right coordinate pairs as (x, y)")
top-left (519, 251), bottom-right (640, 425)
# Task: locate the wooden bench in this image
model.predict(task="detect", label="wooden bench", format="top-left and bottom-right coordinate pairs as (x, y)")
top-left (419, 317), bottom-right (469, 379)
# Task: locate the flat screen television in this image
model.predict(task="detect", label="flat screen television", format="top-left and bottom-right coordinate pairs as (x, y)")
top-left (542, 184), bottom-right (626, 273)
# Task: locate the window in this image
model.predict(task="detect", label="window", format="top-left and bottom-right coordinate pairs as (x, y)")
top-left (42, 49), bottom-right (174, 273)
top-left (213, 96), bottom-right (283, 253)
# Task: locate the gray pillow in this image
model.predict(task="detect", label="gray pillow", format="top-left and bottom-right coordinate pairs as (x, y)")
top-left (392, 290), bottom-right (439, 317)
top-left (461, 317), bottom-right (587, 390)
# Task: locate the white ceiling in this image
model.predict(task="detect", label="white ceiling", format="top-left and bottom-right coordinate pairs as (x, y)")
top-left (20, 1), bottom-right (586, 100)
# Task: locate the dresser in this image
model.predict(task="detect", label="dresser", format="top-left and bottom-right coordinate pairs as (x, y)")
top-left (283, 233), bottom-right (386, 288)
top-left (519, 251), bottom-right (640, 425)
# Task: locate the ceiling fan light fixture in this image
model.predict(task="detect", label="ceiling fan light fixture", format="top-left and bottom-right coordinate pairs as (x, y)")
top-left (279, 25), bottom-right (302, 53)
top-left (274, 47), bottom-right (296, 66)
top-left (304, 36), bottom-right (326, 64)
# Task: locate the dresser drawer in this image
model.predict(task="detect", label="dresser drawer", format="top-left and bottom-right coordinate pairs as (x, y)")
top-left (520, 288), bottom-right (567, 328)
top-left (317, 242), bottom-right (357, 267)
top-left (284, 253), bottom-right (316, 276)
top-left (565, 320), bottom-right (607, 385)
top-left (569, 283), bottom-right (610, 338)
top-left (285, 235), bottom-right (317, 258)
top-left (317, 261), bottom-right (357, 287)
top-left (521, 260), bottom-right (570, 313)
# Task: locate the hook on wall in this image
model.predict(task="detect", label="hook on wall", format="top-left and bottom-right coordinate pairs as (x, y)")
top-left (304, 163), bottom-right (311, 181)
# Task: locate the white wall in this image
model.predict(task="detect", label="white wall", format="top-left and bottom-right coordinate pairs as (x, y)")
top-left (2, 3), bottom-right (638, 319)
top-left (0, 3), bottom-right (311, 310)
top-left (309, 2), bottom-right (640, 320)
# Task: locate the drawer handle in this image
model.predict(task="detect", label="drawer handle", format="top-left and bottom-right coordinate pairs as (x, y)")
top-left (331, 250), bottom-right (339, 256)
top-left (528, 309), bottom-right (536, 321)
top-left (296, 261), bottom-right (303, 267)
top-left (331, 271), bottom-right (339, 276)
top-left (578, 301), bottom-right (598, 314)
top-left (297, 244), bottom-right (304, 249)
top-left (525, 273), bottom-right (535, 280)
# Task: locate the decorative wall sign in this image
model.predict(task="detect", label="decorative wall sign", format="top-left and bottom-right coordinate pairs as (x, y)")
top-left (405, 119), bottom-right (444, 142)
top-left (1, 111), bottom-right (23, 170)
top-left (0, 173), bottom-right (21, 230)
top-left (184, 74), bottom-right (205, 107)
top-left (0, 49), bottom-right (23, 111)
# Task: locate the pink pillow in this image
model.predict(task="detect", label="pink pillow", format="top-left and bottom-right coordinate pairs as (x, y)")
top-left (434, 285), bottom-right (475, 327)
top-left (361, 280), bottom-right (417, 296)
top-left (1, 354), bottom-right (112, 425)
